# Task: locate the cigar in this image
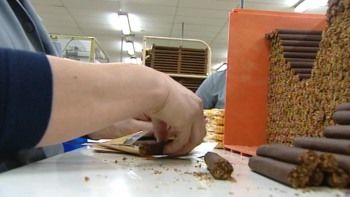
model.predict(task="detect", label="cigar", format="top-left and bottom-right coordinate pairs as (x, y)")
top-left (326, 169), bottom-right (349, 188)
top-left (332, 153), bottom-right (350, 175)
top-left (281, 40), bottom-right (320, 47)
top-left (248, 156), bottom-right (309, 188)
top-left (293, 137), bottom-right (350, 155)
top-left (276, 29), bottom-right (323, 35)
top-left (256, 145), bottom-right (319, 171)
top-left (134, 140), bottom-right (167, 156)
top-left (283, 52), bottom-right (317, 59)
top-left (307, 167), bottom-right (324, 186)
top-left (317, 152), bottom-right (338, 173)
top-left (279, 34), bottom-right (322, 41)
top-left (289, 62), bottom-right (314, 68)
top-left (283, 46), bottom-right (320, 53)
top-left (324, 125), bottom-right (350, 139)
top-left (332, 111), bottom-right (350, 125)
top-left (285, 58), bottom-right (316, 62)
top-left (204, 152), bottom-right (233, 180)
top-left (298, 74), bottom-right (312, 80)
top-left (335, 103), bottom-right (350, 111)
top-left (293, 68), bottom-right (313, 74)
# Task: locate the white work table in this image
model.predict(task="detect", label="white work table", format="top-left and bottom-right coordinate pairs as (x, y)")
top-left (0, 147), bottom-right (348, 197)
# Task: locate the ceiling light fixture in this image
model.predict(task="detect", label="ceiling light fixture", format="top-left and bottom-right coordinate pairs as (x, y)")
top-left (294, 0), bottom-right (328, 13)
top-left (125, 40), bottom-right (135, 56)
top-left (118, 12), bottom-right (131, 35)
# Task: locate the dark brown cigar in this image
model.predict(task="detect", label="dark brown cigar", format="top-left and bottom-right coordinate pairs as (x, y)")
top-left (289, 61), bottom-right (314, 68)
top-left (294, 137), bottom-right (350, 155)
top-left (276, 29), bottom-right (323, 35)
top-left (332, 153), bottom-right (350, 175)
top-left (256, 145), bottom-right (319, 171)
top-left (326, 169), bottom-right (349, 188)
top-left (332, 111), bottom-right (350, 125)
top-left (281, 40), bottom-right (320, 47)
top-left (316, 152), bottom-right (338, 173)
top-left (283, 46), bottom-right (319, 53)
top-left (248, 156), bottom-right (309, 188)
top-left (279, 34), bottom-right (322, 41)
top-left (335, 103), bottom-right (350, 111)
top-left (307, 167), bottom-right (324, 186)
top-left (293, 68), bottom-right (313, 74)
top-left (134, 140), bottom-right (167, 156)
top-left (324, 125), bottom-right (350, 139)
top-left (283, 52), bottom-right (317, 59)
top-left (204, 152), bottom-right (233, 180)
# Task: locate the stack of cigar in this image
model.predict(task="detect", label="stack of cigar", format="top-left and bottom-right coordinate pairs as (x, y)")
top-left (265, 0), bottom-right (350, 145)
top-left (203, 109), bottom-right (225, 149)
top-left (250, 102), bottom-right (350, 189)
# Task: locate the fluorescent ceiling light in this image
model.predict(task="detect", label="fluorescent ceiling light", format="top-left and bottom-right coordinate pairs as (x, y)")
top-left (125, 41), bottom-right (135, 56)
top-left (294, 0), bottom-right (328, 13)
top-left (128, 14), bottom-right (141, 32)
top-left (118, 13), bottom-right (131, 35)
top-left (126, 56), bottom-right (141, 64)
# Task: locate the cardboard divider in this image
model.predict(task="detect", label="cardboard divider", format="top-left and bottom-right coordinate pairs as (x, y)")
top-left (224, 9), bottom-right (326, 152)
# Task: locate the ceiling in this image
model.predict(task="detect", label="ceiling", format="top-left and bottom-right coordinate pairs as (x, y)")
top-left (30, 0), bottom-right (328, 70)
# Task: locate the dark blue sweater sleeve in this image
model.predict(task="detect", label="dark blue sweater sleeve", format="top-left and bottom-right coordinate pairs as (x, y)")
top-left (0, 48), bottom-right (53, 154)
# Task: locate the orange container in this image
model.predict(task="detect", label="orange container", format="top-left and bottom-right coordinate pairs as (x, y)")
top-left (224, 9), bottom-right (326, 154)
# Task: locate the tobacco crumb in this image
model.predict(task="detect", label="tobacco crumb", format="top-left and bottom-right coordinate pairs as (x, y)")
top-left (153, 170), bottom-right (162, 175)
top-left (114, 160), bottom-right (118, 163)
top-left (198, 186), bottom-right (206, 190)
top-left (122, 157), bottom-right (127, 161)
top-left (229, 192), bottom-right (234, 195)
top-left (84, 177), bottom-right (89, 182)
top-left (173, 168), bottom-right (181, 172)
top-left (190, 187), bottom-right (192, 190)
top-left (295, 193), bottom-right (300, 196)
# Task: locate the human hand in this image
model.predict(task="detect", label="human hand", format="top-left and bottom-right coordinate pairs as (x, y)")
top-left (88, 117), bottom-right (153, 139)
top-left (148, 74), bottom-right (206, 156)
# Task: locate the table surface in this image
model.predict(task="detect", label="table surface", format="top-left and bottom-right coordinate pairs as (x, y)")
top-left (0, 147), bottom-right (348, 197)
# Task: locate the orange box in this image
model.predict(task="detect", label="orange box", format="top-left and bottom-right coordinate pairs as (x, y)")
top-left (224, 9), bottom-right (326, 151)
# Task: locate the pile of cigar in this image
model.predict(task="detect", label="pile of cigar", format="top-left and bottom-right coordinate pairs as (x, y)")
top-left (265, 0), bottom-right (350, 145)
top-left (203, 109), bottom-right (225, 149)
top-left (249, 103), bottom-right (350, 188)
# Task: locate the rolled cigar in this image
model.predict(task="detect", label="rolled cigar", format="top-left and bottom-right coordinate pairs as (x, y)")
top-left (283, 52), bottom-right (317, 59)
top-left (248, 156), bottom-right (309, 188)
top-left (332, 153), bottom-right (350, 175)
top-left (307, 167), bottom-right (324, 186)
top-left (316, 152), bottom-right (338, 173)
top-left (279, 34), bottom-right (322, 41)
top-left (285, 58), bottom-right (315, 62)
top-left (333, 111), bottom-right (350, 125)
top-left (276, 29), bottom-right (323, 35)
top-left (294, 137), bottom-right (350, 155)
top-left (204, 152), bottom-right (233, 180)
top-left (256, 145), bottom-right (319, 171)
top-left (324, 125), bottom-right (350, 139)
top-left (289, 62), bottom-right (314, 68)
top-left (281, 40), bottom-right (320, 47)
top-left (335, 103), bottom-right (350, 111)
top-left (283, 46), bottom-right (320, 53)
top-left (293, 68), bottom-right (312, 74)
top-left (134, 140), bottom-right (167, 156)
top-left (326, 169), bottom-right (349, 188)
top-left (298, 74), bottom-right (311, 80)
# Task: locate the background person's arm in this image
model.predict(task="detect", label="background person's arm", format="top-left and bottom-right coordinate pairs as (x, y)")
top-left (196, 75), bottom-right (215, 109)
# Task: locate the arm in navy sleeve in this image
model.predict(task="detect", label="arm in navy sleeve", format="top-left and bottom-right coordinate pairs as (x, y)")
top-left (196, 75), bottom-right (215, 109)
top-left (0, 48), bottom-right (52, 154)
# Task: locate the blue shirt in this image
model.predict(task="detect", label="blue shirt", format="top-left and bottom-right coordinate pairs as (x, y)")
top-left (196, 70), bottom-right (227, 109)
